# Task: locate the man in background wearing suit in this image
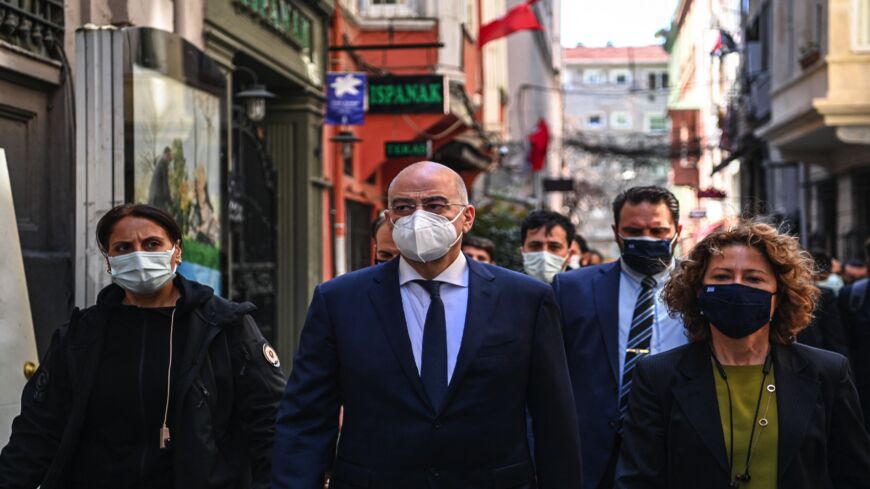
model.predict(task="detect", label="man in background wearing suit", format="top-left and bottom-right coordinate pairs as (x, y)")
top-left (552, 186), bottom-right (687, 489)
top-left (272, 161), bottom-right (582, 489)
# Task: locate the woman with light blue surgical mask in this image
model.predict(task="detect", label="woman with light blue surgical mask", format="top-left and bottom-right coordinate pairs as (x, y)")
top-left (0, 203), bottom-right (285, 488)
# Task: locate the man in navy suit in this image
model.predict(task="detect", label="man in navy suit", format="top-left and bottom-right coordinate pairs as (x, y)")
top-left (272, 162), bottom-right (582, 489)
top-left (552, 186), bottom-right (687, 489)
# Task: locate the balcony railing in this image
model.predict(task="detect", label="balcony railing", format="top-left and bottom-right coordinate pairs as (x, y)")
top-left (0, 0), bottom-right (64, 60)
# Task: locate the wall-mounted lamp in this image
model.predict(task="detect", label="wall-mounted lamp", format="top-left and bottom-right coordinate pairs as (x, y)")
top-left (235, 66), bottom-right (276, 122)
top-left (329, 130), bottom-right (362, 159)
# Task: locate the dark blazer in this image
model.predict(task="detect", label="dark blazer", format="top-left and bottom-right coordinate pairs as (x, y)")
top-left (615, 341), bottom-right (870, 489)
top-left (271, 257), bottom-right (583, 489)
top-left (797, 286), bottom-right (849, 356)
top-left (551, 262), bottom-right (624, 489)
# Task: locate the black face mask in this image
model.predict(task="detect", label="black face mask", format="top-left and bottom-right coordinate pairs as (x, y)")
top-left (699, 284), bottom-right (774, 339)
top-left (620, 236), bottom-right (675, 276)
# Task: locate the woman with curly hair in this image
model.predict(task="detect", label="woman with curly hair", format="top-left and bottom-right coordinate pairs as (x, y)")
top-left (615, 221), bottom-right (870, 489)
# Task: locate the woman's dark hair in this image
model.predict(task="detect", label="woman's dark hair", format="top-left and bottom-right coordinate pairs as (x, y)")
top-left (612, 186), bottom-right (680, 228)
top-left (663, 221), bottom-right (818, 345)
top-left (97, 203), bottom-right (183, 252)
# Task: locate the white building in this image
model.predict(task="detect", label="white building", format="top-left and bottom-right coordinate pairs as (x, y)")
top-left (485, 0), bottom-right (563, 208)
top-left (665, 0), bottom-right (743, 250)
top-left (562, 44), bottom-right (671, 257)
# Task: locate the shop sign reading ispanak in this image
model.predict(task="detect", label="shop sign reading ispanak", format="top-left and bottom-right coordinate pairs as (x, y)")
top-left (368, 75), bottom-right (447, 114)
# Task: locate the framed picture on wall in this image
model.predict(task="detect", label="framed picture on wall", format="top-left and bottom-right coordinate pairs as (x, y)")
top-left (123, 27), bottom-right (228, 295)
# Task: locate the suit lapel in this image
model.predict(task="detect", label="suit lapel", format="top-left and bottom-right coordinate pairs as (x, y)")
top-left (593, 262), bottom-right (621, 383)
top-left (369, 259), bottom-right (432, 411)
top-left (775, 346), bottom-right (819, 480)
top-left (671, 343), bottom-right (730, 474)
top-left (441, 259), bottom-right (497, 412)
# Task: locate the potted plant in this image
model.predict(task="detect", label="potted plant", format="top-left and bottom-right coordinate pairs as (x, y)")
top-left (799, 41), bottom-right (821, 69)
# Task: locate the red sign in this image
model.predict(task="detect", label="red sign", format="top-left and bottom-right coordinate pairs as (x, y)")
top-left (697, 187), bottom-right (727, 199)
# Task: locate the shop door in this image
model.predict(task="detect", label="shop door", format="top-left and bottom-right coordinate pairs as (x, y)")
top-left (229, 114), bottom-right (278, 343)
top-left (0, 76), bottom-right (73, 355)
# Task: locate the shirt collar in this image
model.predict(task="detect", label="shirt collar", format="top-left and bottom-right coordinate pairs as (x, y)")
top-left (619, 257), bottom-right (674, 286)
top-left (399, 253), bottom-right (469, 288)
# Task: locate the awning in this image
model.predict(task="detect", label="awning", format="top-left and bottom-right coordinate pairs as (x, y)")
top-left (711, 136), bottom-right (760, 175)
top-left (432, 137), bottom-right (493, 172)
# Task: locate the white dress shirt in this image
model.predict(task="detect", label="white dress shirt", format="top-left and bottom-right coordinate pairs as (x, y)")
top-left (617, 258), bottom-right (687, 388)
top-left (398, 253), bottom-right (469, 383)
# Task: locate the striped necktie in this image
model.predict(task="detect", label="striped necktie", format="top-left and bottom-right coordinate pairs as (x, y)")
top-left (619, 275), bottom-right (657, 421)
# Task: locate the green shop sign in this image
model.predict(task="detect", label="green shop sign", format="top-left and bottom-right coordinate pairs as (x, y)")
top-left (368, 75), bottom-right (447, 114)
top-left (385, 140), bottom-right (432, 158)
top-left (233, 0), bottom-right (312, 51)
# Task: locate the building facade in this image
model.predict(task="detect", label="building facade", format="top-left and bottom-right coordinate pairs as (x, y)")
top-left (0, 0), bottom-right (73, 355)
top-left (562, 44), bottom-right (671, 256)
top-left (484, 0), bottom-right (562, 209)
top-left (665, 0), bottom-right (743, 250)
top-left (323, 0), bottom-right (504, 277)
top-left (1, 0), bottom-right (331, 369)
top-left (742, 0), bottom-right (870, 262)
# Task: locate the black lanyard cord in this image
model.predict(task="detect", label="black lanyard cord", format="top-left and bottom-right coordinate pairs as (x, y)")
top-left (711, 344), bottom-right (774, 488)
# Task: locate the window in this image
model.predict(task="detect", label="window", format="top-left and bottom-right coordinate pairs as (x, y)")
top-left (587, 113), bottom-right (604, 129)
top-left (611, 112), bottom-right (632, 129)
top-left (645, 113), bottom-right (668, 133)
top-left (365, 0), bottom-right (417, 17)
top-left (583, 69), bottom-right (605, 85)
top-left (648, 73), bottom-right (657, 89)
top-left (661, 72), bottom-right (669, 88)
top-left (853, 0), bottom-right (870, 50)
top-left (746, 5), bottom-right (772, 74)
top-left (610, 69), bottom-right (631, 85)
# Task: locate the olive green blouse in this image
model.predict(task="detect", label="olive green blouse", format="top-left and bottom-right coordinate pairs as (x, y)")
top-left (713, 363), bottom-right (779, 488)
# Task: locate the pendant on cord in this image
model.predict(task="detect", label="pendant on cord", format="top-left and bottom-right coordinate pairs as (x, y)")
top-left (160, 425), bottom-right (171, 449)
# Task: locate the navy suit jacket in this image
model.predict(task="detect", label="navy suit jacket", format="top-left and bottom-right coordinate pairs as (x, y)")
top-left (552, 262), bottom-right (623, 489)
top-left (272, 257), bottom-right (583, 489)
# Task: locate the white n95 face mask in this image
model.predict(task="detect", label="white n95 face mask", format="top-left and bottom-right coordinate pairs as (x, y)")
top-left (523, 251), bottom-right (567, 283)
top-left (392, 209), bottom-right (464, 263)
top-left (108, 247), bottom-right (177, 295)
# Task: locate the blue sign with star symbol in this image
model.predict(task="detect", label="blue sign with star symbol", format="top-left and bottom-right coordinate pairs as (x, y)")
top-left (326, 72), bottom-right (367, 125)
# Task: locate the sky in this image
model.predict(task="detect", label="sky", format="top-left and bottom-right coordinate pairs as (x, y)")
top-left (560, 0), bottom-right (681, 48)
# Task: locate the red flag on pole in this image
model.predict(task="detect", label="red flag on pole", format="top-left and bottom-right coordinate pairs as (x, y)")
top-left (478, 0), bottom-right (543, 48)
top-left (528, 118), bottom-right (550, 172)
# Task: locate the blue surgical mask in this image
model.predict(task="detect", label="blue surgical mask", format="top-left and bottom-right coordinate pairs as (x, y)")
top-left (699, 284), bottom-right (774, 339)
top-left (619, 235), bottom-right (675, 276)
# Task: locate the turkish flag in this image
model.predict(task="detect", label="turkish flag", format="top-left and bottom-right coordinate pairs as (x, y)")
top-left (478, 0), bottom-right (543, 48)
top-left (528, 118), bottom-right (549, 172)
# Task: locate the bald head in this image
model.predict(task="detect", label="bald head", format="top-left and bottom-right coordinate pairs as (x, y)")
top-left (387, 161), bottom-right (468, 206)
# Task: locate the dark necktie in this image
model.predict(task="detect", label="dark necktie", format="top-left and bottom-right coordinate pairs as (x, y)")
top-left (415, 280), bottom-right (448, 410)
top-left (619, 275), bottom-right (657, 420)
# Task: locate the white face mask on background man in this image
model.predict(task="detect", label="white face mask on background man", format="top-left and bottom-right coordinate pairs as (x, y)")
top-left (108, 247), bottom-right (178, 295)
top-left (391, 209), bottom-right (465, 263)
top-left (523, 251), bottom-right (567, 283)
top-left (568, 254), bottom-right (582, 270)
